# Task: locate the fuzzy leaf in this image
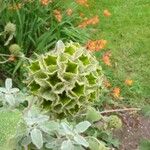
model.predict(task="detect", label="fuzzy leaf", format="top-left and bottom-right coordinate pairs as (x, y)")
top-left (5, 78), bottom-right (12, 90)
top-left (0, 110), bottom-right (21, 149)
top-left (74, 135), bottom-right (89, 147)
top-left (40, 121), bottom-right (59, 133)
top-left (75, 121), bottom-right (91, 133)
top-left (61, 140), bottom-right (74, 150)
top-left (31, 128), bottom-right (43, 149)
top-left (86, 107), bottom-right (101, 123)
top-left (60, 122), bottom-right (73, 135)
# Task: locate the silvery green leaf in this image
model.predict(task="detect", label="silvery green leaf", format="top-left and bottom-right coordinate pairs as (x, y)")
top-left (0, 87), bottom-right (7, 93)
top-left (31, 128), bottom-right (43, 149)
top-left (40, 121), bottom-right (59, 133)
top-left (56, 40), bottom-right (65, 53)
top-left (75, 121), bottom-right (91, 133)
top-left (5, 94), bottom-right (16, 106)
top-left (74, 146), bottom-right (85, 150)
top-left (10, 88), bottom-right (19, 93)
top-left (60, 122), bottom-right (73, 135)
top-left (5, 78), bottom-right (12, 90)
top-left (74, 135), bottom-right (89, 147)
top-left (21, 136), bottom-right (31, 146)
top-left (61, 140), bottom-right (74, 150)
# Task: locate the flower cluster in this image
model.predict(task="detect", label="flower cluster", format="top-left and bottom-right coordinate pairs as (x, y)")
top-left (53, 9), bottom-right (62, 22)
top-left (78, 15), bottom-right (99, 28)
top-left (86, 40), bottom-right (107, 51)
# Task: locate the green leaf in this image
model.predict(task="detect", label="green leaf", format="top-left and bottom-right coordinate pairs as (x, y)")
top-left (139, 139), bottom-right (150, 150)
top-left (0, 110), bottom-right (21, 149)
top-left (31, 128), bottom-right (43, 149)
top-left (5, 78), bottom-right (12, 90)
top-left (40, 121), bottom-right (59, 133)
top-left (60, 122), bottom-right (73, 135)
top-left (86, 107), bottom-right (101, 123)
top-left (61, 140), bottom-right (74, 150)
top-left (87, 137), bottom-right (108, 150)
top-left (74, 134), bottom-right (89, 147)
top-left (75, 121), bottom-right (91, 133)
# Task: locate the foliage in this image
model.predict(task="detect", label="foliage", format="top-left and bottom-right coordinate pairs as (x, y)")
top-left (0, 110), bottom-right (22, 150)
top-left (27, 41), bottom-right (103, 118)
top-left (0, 78), bottom-right (110, 150)
top-left (0, 0), bottom-right (90, 85)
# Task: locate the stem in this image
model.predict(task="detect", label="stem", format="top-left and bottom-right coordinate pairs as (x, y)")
top-left (24, 145), bottom-right (28, 150)
top-left (100, 108), bottom-right (141, 114)
top-left (0, 60), bottom-right (9, 64)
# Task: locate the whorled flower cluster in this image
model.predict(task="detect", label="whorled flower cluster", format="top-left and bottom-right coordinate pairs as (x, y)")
top-left (27, 41), bottom-right (103, 118)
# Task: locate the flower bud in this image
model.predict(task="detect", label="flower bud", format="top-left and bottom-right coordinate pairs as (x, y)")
top-left (4, 22), bottom-right (16, 34)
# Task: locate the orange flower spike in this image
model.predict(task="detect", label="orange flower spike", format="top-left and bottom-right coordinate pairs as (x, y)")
top-left (103, 9), bottom-right (111, 17)
top-left (125, 79), bottom-right (133, 86)
top-left (66, 8), bottom-right (73, 16)
top-left (102, 51), bottom-right (111, 66)
top-left (113, 87), bottom-right (121, 98)
top-left (54, 9), bottom-right (62, 22)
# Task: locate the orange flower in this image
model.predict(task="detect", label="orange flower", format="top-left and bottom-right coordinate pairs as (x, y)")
top-left (125, 79), bottom-right (133, 86)
top-left (66, 8), bottom-right (73, 16)
top-left (86, 40), bottom-right (107, 51)
top-left (103, 9), bottom-right (111, 17)
top-left (76, 0), bottom-right (89, 7)
top-left (40, 0), bottom-right (48, 5)
top-left (8, 55), bottom-right (16, 62)
top-left (102, 51), bottom-right (111, 66)
top-left (113, 87), bottom-right (121, 98)
top-left (54, 9), bottom-right (62, 22)
top-left (78, 15), bottom-right (99, 28)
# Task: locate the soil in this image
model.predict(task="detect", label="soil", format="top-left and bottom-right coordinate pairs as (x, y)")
top-left (113, 112), bottom-right (150, 150)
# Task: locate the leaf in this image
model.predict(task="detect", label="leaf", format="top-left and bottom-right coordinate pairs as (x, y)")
top-left (0, 87), bottom-right (7, 93)
top-left (5, 94), bottom-right (16, 106)
top-left (86, 107), bottom-right (102, 123)
top-left (139, 139), bottom-right (150, 150)
top-left (0, 110), bottom-right (21, 149)
top-left (40, 121), bottom-right (59, 133)
top-left (61, 140), bottom-right (74, 150)
top-left (21, 136), bottom-right (31, 146)
top-left (60, 122), bottom-right (73, 135)
top-left (141, 106), bottom-right (150, 117)
top-left (5, 78), bottom-right (12, 90)
top-left (31, 128), bottom-right (43, 149)
top-left (75, 121), bottom-right (91, 133)
top-left (86, 136), bottom-right (107, 150)
top-left (10, 88), bottom-right (20, 93)
top-left (74, 134), bottom-right (89, 147)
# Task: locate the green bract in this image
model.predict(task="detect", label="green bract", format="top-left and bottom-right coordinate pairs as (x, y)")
top-left (27, 41), bottom-right (103, 118)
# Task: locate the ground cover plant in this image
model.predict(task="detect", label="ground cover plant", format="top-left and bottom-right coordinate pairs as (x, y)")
top-left (0, 0), bottom-right (149, 150)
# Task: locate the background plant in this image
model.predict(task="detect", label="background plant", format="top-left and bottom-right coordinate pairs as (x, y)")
top-left (0, 0), bottom-right (91, 86)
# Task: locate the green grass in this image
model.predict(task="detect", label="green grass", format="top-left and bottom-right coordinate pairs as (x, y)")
top-left (76, 0), bottom-right (150, 106)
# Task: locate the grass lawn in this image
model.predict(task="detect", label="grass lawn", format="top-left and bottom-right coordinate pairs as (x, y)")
top-left (77, 0), bottom-right (150, 106)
